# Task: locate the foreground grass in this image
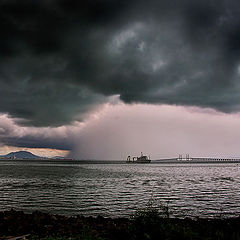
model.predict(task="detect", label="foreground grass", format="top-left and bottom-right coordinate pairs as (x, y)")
top-left (1, 207), bottom-right (240, 240)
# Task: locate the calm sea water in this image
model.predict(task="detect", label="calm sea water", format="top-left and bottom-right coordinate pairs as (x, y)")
top-left (0, 160), bottom-right (240, 218)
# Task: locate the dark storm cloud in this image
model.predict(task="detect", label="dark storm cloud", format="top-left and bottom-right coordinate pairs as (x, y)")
top-left (0, 115), bottom-right (73, 150)
top-left (1, 0), bottom-right (240, 126)
top-left (1, 135), bottom-right (72, 150)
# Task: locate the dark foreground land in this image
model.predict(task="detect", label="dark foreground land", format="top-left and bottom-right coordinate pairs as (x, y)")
top-left (1, 209), bottom-right (240, 240)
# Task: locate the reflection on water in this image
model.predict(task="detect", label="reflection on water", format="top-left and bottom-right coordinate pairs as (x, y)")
top-left (0, 161), bottom-right (240, 218)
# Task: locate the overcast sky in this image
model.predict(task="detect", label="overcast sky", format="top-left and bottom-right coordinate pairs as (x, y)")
top-left (1, 0), bottom-right (240, 159)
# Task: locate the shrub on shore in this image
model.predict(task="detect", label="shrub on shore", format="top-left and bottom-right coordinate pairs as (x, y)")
top-left (130, 200), bottom-right (240, 240)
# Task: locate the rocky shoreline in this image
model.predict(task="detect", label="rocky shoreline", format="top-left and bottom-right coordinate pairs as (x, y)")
top-left (1, 209), bottom-right (240, 239)
top-left (0, 210), bottom-right (128, 240)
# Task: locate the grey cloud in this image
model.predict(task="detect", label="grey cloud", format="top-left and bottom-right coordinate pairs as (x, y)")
top-left (70, 104), bottom-right (240, 160)
top-left (1, 0), bottom-right (240, 126)
top-left (1, 135), bottom-right (72, 150)
top-left (0, 115), bottom-right (73, 150)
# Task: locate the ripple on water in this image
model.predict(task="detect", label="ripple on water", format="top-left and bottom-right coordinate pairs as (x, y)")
top-left (0, 162), bottom-right (240, 218)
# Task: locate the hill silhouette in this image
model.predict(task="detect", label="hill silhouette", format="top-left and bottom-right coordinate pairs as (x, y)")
top-left (1, 151), bottom-right (43, 159)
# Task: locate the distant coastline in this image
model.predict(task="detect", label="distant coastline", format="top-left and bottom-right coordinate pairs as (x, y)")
top-left (1, 158), bottom-right (240, 164)
top-left (2, 150), bottom-right (240, 164)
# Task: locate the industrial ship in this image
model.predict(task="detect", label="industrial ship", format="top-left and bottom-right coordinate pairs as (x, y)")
top-left (126, 152), bottom-right (151, 163)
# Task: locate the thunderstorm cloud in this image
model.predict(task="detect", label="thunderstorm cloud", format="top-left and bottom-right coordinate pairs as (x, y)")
top-left (0, 114), bottom-right (74, 150)
top-left (1, 0), bottom-right (240, 127)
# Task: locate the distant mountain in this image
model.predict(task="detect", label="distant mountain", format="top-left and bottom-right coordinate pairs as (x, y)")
top-left (0, 151), bottom-right (43, 159)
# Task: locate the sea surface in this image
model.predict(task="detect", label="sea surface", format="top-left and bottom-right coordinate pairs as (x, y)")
top-left (0, 160), bottom-right (240, 218)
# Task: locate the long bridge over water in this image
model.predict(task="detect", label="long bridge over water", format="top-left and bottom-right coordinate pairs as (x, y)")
top-left (154, 154), bottom-right (240, 163)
